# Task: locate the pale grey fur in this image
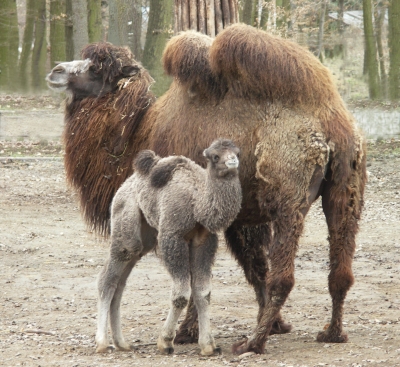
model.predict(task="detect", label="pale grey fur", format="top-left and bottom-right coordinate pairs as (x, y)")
top-left (95, 139), bottom-right (242, 356)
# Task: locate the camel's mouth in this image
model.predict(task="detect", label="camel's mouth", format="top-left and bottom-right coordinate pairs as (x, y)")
top-left (45, 75), bottom-right (68, 92)
top-left (225, 158), bottom-right (239, 169)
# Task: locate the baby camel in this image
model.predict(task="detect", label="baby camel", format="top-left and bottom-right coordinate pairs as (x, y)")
top-left (96, 139), bottom-right (242, 356)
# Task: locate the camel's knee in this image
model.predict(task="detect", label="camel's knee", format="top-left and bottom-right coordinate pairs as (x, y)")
top-left (328, 267), bottom-right (354, 295)
top-left (172, 295), bottom-right (189, 309)
top-left (268, 273), bottom-right (295, 305)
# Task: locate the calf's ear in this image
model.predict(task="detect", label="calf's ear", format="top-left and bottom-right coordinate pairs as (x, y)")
top-left (122, 65), bottom-right (140, 77)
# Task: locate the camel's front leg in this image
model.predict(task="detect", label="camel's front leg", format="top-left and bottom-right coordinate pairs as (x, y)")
top-left (157, 234), bottom-right (191, 354)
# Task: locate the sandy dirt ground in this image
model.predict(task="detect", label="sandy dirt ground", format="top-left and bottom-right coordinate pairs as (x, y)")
top-left (1, 140), bottom-right (399, 367)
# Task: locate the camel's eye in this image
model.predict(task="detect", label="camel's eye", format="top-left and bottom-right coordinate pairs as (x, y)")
top-left (212, 155), bottom-right (219, 163)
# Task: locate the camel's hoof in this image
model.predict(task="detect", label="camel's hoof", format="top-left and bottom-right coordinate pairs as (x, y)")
top-left (160, 347), bottom-right (174, 355)
top-left (96, 345), bottom-right (115, 353)
top-left (269, 320), bottom-right (292, 335)
top-left (317, 329), bottom-right (348, 343)
top-left (232, 338), bottom-right (263, 355)
top-left (174, 330), bottom-right (198, 344)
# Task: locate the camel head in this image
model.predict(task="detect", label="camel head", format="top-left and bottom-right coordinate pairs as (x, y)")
top-left (46, 42), bottom-right (142, 100)
top-left (203, 139), bottom-right (240, 178)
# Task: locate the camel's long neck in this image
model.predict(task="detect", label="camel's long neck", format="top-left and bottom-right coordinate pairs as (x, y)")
top-left (197, 171), bottom-right (242, 233)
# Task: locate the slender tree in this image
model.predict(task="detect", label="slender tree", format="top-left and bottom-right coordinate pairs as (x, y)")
top-left (50, 0), bottom-right (67, 67)
top-left (142, 0), bottom-right (173, 96)
top-left (375, 0), bottom-right (387, 97)
top-left (88, 0), bottom-right (103, 43)
top-left (0, 0), bottom-right (19, 91)
top-left (72, 0), bottom-right (89, 58)
top-left (66, 0), bottom-right (74, 60)
top-left (18, 0), bottom-right (36, 90)
top-left (388, 0), bottom-right (400, 100)
top-left (31, 0), bottom-right (47, 90)
top-left (363, 0), bottom-right (381, 99)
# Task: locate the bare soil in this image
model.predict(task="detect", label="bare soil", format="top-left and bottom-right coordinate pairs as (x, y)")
top-left (1, 138), bottom-right (399, 367)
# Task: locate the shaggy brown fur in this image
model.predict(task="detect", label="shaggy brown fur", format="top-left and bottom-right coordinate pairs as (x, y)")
top-left (63, 49), bottom-right (155, 234)
top-left (46, 23), bottom-right (367, 355)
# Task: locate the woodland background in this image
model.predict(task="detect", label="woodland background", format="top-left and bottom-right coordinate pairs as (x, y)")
top-left (0, 0), bottom-right (399, 101)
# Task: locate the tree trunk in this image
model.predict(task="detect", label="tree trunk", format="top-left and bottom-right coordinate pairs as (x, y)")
top-left (388, 0), bottom-right (400, 100)
top-left (282, 0), bottom-right (291, 31)
top-left (50, 0), bottom-right (67, 67)
top-left (0, 0), bottom-right (20, 91)
top-left (88, 0), bottom-right (102, 43)
top-left (363, 0), bottom-right (381, 99)
top-left (31, 0), bottom-right (47, 90)
top-left (317, 0), bottom-right (327, 61)
top-left (65, 0), bottom-right (74, 60)
top-left (18, 0), bottom-right (36, 90)
top-left (259, 0), bottom-right (269, 30)
top-left (375, 1), bottom-right (386, 98)
top-left (142, 0), bottom-right (174, 96)
top-left (241, 0), bottom-right (254, 25)
top-left (72, 0), bottom-right (89, 58)
top-left (130, 1), bottom-right (143, 60)
top-left (108, 0), bottom-right (119, 44)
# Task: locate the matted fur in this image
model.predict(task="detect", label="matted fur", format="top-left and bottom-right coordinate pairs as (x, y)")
top-left (81, 42), bottom-right (139, 86)
top-left (64, 66), bottom-right (155, 235)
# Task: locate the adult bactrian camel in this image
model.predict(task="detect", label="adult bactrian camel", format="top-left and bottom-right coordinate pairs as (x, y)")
top-left (46, 24), bottom-right (366, 355)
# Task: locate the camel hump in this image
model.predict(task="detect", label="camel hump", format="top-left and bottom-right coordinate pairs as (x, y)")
top-left (209, 23), bottom-right (336, 107)
top-left (150, 157), bottom-right (187, 189)
top-left (162, 31), bottom-right (225, 97)
top-left (134, 150), bottom-right (159, 175)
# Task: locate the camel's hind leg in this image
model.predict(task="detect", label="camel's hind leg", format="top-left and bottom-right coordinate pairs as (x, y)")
top-left (157, 233), bottom-right (191, 354)
top-left (190, 232), bottom-right (220, 356)
top-left (317, 159), bottom-right (366, 342)
top-left (225, 223), bottom-right (292, 335)
top-left (109, 219), bottom-right (157, 351)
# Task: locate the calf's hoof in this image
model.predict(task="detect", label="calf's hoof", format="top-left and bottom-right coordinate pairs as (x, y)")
top-left (115, 342), bottom-right (135, 352)
top-left (95, 345), bottom-right (115, 353)
top-left (232, 337), bottom-right (264, 355)
top-left (317, 328), bottom-right (348, 343)
top-left (157, 335), bottom-right (175, 354)
top-left (200, 345), bottom-right (221, 356)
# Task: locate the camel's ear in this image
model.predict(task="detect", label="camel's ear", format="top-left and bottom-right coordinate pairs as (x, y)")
top-left (121, 65), bottom-right (140, 77)
top-left (203, 149), bottom-right (208, 158)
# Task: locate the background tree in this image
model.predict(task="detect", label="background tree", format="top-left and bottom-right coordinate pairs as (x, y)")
top-left (66, 0), bottom-right (74, 60)
top-left (72, 0), bottom-right (89, 58)
top-left (388, 0), bottom-right (400, 100)
top-left (142, 0), bottom-right (174, 96)
top-left (31, 0), bottom-right (47, 90)
top-left (50, 0), bottom-right (67, 68)
top-left (88, 0), bottom-right (103, 43)
top-left (0, 0), bottom-right (19, 91)
top-left (18, 0), bottom-right (36, 90)
top-left (363, 0), bottom-right (381, 99)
